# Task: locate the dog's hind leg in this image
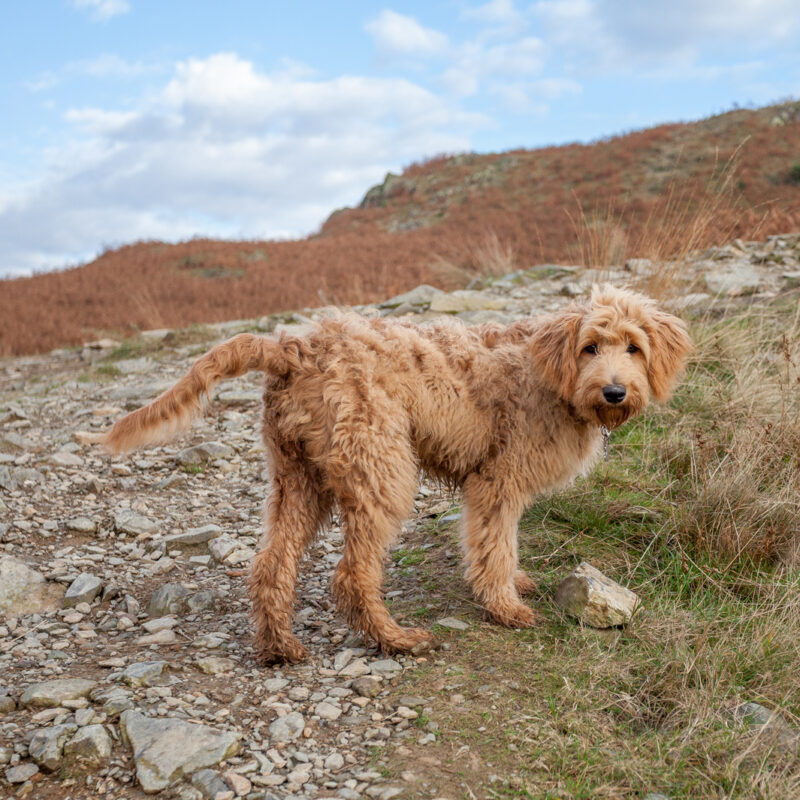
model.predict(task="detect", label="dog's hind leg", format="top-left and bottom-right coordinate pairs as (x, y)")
top-left (461, 474), bottom-right (540, 628)
top-left (329, 441), bottom-right (437, 655)
top-left (250, 450), bottom-right (332, 665)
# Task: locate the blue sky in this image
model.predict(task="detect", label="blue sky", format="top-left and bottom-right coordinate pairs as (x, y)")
top-left (1, 0), bottom-right (798, 277)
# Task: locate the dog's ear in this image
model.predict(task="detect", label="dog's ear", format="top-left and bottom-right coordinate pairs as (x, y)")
top-left (531, 307), bottom-right (585, 399)
top-left (644, 310), bottom-right (692, 401)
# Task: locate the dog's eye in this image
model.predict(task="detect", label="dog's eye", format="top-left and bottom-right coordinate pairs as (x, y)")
top-left (583, 344), bottom-right (598, 355)
top-left (626, 343), bottom-right (639, 354)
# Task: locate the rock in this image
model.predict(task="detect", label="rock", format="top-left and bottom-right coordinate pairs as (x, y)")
top-left (120, 710), bottom-right (241, 794)
top-left (370, 659), bottom-right (403, 676)
top-left (186, 590), bottom-right (221, 614)
top-left (315, 701), bottom-right (342, 721)
top-left (217, 389), bottom-right (261, 405)
top-left (63, 724), bottom-right (112, 765)
top-left (224, 770), bottom-right (252, 796)
top-left (553, 562), bottom-right (639, 627)
top-left (268, 711), bottom-right (305, 742)
top-left (379, 285), bottom-right (445, 309)
top-left (176, 442), bottom-right (235, 466)
top-left (50, 450), bottom-right (84, 467)
top-left (63, 572), bottom-right (103, 607)
top-left (20, 678), bottom-right (97, 709)
top-left (191, 768), bottom-right (229, 799)
top-left (705, 262), bottom-right (762, 296)
top-left (148, 583), bottom-right (191, 616)
top-left (429, 290), bottom-right (508, 313)
top-left (115, 357), bottom-right (153, 375)
top-left (733, 702), bottom-right (797, 744)
top-left (65, 516), bottom-right (97, 533)
top-left (118, 661), bottom-right (171, 688)
top-left (351, 676), bottom-right (382, 698)
top-left (5, 762), bottom-right (39, 783)
top-left (164, 524), bottom-right (223, 547)
top-left (0, 695), bottom-right (16, 714)
top-left (436, 617), bottom-right (469, 631)
top-left (264, 678), bottom-right (288, 693)
top-left (333, 648), bottom-right (355, 671)
top-left (138, 629), bottom-right (177, 645)
top-left (339, 658), bottom-right (371, 678)
top-left (643, 794), bottom-right (671, 800)
top-left (324, 751), bottom-right (345, 771)
top-left (196, 657), bottom-right (236, 675)
top-left (0, 556), bottom-right (65, 618)
top-left (115, 509), bottom-right (158, 536)
top-left (28, 723), bottom-right (78, 771)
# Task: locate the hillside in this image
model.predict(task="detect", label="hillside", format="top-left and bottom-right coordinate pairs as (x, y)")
top-left (2, 101), bottom-right (800, 356)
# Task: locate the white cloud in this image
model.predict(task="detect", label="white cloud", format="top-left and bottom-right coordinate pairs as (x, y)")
top-left (463, 0), bottom-right (521, 23)
top-left (533, 0), bottom-right (800, 69)
top-left (0, 53), bottom-right (483, 275)
top-left (365, 10), bottom-right (448, 56)
top-left (72, 0), bottom-right (131, 22)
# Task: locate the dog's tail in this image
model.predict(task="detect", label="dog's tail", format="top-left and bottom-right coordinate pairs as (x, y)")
top-left (100, 333), bottom-right (288, 454)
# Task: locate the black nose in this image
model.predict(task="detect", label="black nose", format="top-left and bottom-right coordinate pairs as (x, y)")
top-left (602, 384), bottom-right (626, 404)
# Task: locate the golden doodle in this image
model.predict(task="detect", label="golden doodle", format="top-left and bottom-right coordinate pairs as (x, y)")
top-left (101, 285), bottom-right (691, 664)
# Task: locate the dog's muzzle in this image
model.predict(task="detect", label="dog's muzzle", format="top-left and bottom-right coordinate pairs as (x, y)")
top-left (602, 384), bottom-right (626, 404)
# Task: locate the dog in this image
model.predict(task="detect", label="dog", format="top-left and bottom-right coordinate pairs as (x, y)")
top-left (100, 285), bottom-right (691, 664)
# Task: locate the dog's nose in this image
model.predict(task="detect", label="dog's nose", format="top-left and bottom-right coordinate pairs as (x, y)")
top-left (602, 384), bottom-right (626, 404)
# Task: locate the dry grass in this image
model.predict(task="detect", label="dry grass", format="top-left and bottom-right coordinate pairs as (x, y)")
top-left (3, 102), bottom-right (800, 356)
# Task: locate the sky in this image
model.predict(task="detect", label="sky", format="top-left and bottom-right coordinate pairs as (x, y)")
top-left (0, 1), bottom-right (798, 278)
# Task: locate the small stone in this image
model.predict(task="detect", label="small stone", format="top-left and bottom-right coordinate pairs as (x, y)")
top-left (0, 556), bottom-right (65, 618)
top-left (370, 659), bottom-right (402, 676)
top-left (553, 562), bottom-right (639, 627)
top-left (351, 676), bottom-right (382, 698)
top-left (5, 762), bottom-right (39, 783)
top-left (63, 724), bottom-right (111, 764)
top-left (0, 695), bottom-right (16, 714)
top-left (339, 658), bottom-right (370, 678)
top-left (191, 768), bottom-right (229, 799)
top-left (268, 711), bottom-right (305, 742)
top-left (196, 657), bottom-right (236, 675)
top-left (148, 583), bottom-right (191, 616)
top-left (118, 660), bottom-right (170, 688)
top-left (63, 572), bottom-right (103, 607)
top-left (324, 751), bottom-right (345, 771)
top-left (65, 517), bottom-right (97, 533)
top-left (20, 678), bottom-right (97, 709)
top-left (186, 590), bottom-right (221, 613)
top-left (141, 616), bottom-right (178, 633)
top-left (263, 678), bottom-right (288, 693)
top-left (436, 617), bottom-right (469, 631)
top-left (28, 723), bottom-right (78, 771)
top-left (176, 442), bottom-right (235, 466)
top-left (164, 525), bottom-right (223, 547)
top-left (333, 648), bottom-right (355, 671)
top-left (315, 702), bottom-right (342, 721)
top-left (138, 629), bottom-right (177, 645)
top-left (115, 509), bottom-right (158, 536)
top-left (224, 770), bottom-right (252, 796)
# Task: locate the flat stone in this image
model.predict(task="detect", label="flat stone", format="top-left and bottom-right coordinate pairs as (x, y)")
top-left (436, 617), bottom-right (469, 631)
top-left (65, 516), bottom-right (97, 533)
top-left (553, 562), bottom-right (639, 627)
top-left (315, 701), bottom-right (342, 721)
top-left (369, 659), bottom-right (403, 676)
top-left (217, 389), bottom-right (261, 405)
top-left (379, 284), bottom-right (445, 309)
top-left (268, 711), bottom-right (305, 742)
top-left (120, 710), bottom-right (241, 794)
top-left (28, 723), bottom-right (78, 771)
top-left (224, 770), bottom-right (252, 796)
top-left (192, 768), bottom-right (229, 799)
top-left (141, 616), bottom-right (178, 633)
top-left (20, 678), bottom-right (97, 709)
top-left (115, 509), bottom-right (158, 536)
top-left (782, 270), bottom-right (800, 288)
top-left (176, 441), bottom-right (235, 466)
top-left (351, 676), bottom-right (382, 698)
top-left (164, 524), bottom-right (223, 547)
top-left (429, 290), bottom-right (508, 313)
top-left (63, 724), bottom-right (112, 764)
top-left (138, 629), bottom-right (177, 645)
top-left (5, 762), bottom-right (39, 783)
top-left (50, 451), bottom-right (84, 467)
top-left (705, 261), bottom-right (763, 296)
top-left (0, 556), bottom-right (65, 618)
top-left (63, 573), bottom-right (103, 607)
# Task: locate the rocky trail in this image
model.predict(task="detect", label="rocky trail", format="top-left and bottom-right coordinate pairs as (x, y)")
top-left (1, 234), bottom-right (799, 800)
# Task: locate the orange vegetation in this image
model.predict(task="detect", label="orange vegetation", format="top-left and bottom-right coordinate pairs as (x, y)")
top-left (2, 102), bottom-right (799, 356)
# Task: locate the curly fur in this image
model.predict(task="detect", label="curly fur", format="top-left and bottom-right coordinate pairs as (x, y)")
top-left (100, 285), bottom-right (691, 663)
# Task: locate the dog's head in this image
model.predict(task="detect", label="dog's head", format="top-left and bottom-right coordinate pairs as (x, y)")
top-left (532, 285), bottom-right (691, 428)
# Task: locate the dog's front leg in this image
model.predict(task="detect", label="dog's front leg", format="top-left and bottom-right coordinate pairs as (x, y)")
top-left (461, 473), bottom-right (540, 628)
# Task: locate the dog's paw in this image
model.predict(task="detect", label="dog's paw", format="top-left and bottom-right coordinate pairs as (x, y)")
top-left (253, 637), bottom-right (310, 665)
top-left (487, 602), bottom-right (541, 629)
top-left (513, 570), bottom-right (538, 597)
top-left (380, 627), bottom-right (440, 656)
